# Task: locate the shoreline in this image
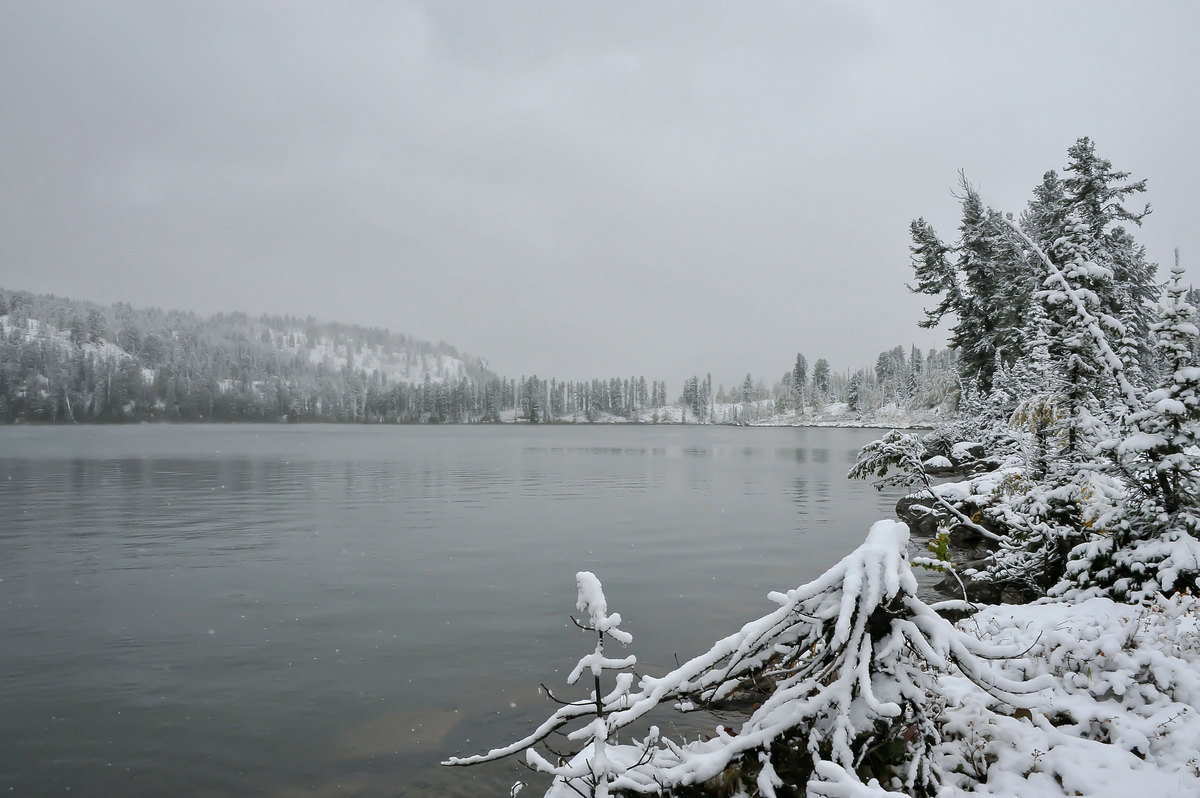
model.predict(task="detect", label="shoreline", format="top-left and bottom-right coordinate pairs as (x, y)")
top-left (0, 417), bottom-right (936, 431)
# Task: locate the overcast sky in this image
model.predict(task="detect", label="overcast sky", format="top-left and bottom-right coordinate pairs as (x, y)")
top-left (1, 2), bottom-right (1197, 388)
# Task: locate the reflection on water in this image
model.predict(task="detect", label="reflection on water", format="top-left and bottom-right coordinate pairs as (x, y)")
top-left (0, 424), bottom-right (906, 796)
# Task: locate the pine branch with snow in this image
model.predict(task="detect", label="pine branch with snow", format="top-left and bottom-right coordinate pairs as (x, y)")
top-left (849, 430), bottom-right (1003, 543)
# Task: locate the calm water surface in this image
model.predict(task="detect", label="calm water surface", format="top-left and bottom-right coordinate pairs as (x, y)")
top-left (0, 424), bottom-right (910, 796)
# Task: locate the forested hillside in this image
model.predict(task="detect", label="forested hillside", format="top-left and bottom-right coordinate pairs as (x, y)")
top-left (0, 289), bottom-right (496, 423)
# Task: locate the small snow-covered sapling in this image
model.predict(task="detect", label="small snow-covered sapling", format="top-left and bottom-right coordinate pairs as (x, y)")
top-left (570, 571), bottom-right (636, 717)
top-left (444, 572), bottom-right (642, 798)
top-left (529, 571), bottom-right (638, 796)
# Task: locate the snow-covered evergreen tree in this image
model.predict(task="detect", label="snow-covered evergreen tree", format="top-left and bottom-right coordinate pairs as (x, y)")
top-left (1060, 137), bottom-right (1156, 382)
top-left (1070, 265), bottom-right (1200, 599)
top-left (793, 352), bottom-right (808, 413)
top-left (908, 217), bottom-right (963, 331)
top-left (812, 358), bottom-right (830, 404)
top-left (1040, 213), bottom-right (1114, 462)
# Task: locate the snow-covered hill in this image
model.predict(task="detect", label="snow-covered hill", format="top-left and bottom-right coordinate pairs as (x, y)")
top-left (1, 313), bottom-right (132, 363)
top-left (0, 288), bottom-right (498, 422)
top-left (268, 328), bottom-right (476, 386)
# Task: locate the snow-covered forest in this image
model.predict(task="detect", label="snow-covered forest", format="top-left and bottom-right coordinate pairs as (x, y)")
top-left (0, 288), bottom-right (956, 426)
top-left (0, 292), bottom-right (499, 422)
top-left (446, 139), bottom-right (1200, 796)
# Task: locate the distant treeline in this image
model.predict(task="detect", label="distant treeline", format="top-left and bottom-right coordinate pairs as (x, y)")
top-left (0, 287), bottom-right (956, 425)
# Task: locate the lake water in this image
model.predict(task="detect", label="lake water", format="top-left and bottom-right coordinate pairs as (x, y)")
top-left (0, 424), bottom-right (911, 796)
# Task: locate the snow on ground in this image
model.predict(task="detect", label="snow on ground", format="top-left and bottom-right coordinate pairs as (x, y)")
top-left (301, 333), bottom-right (469, 385)
top-left (934, 593), bottom-right (1200, 796)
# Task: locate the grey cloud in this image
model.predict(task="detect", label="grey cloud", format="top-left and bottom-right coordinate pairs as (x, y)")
top-left (1, 1), bottom-right (1197, 388)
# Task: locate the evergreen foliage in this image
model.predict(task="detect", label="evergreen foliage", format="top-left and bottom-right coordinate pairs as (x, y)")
top-left (876, 137), bottom-right (1197, 605)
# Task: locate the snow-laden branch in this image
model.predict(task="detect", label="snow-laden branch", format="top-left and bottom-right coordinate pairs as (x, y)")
top-left (849, 430), bottom-right (1004, 542)
top-left (575, 571), bottom-right (633, 644)
top-left (445, 521), bottom-right (1054, 796)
